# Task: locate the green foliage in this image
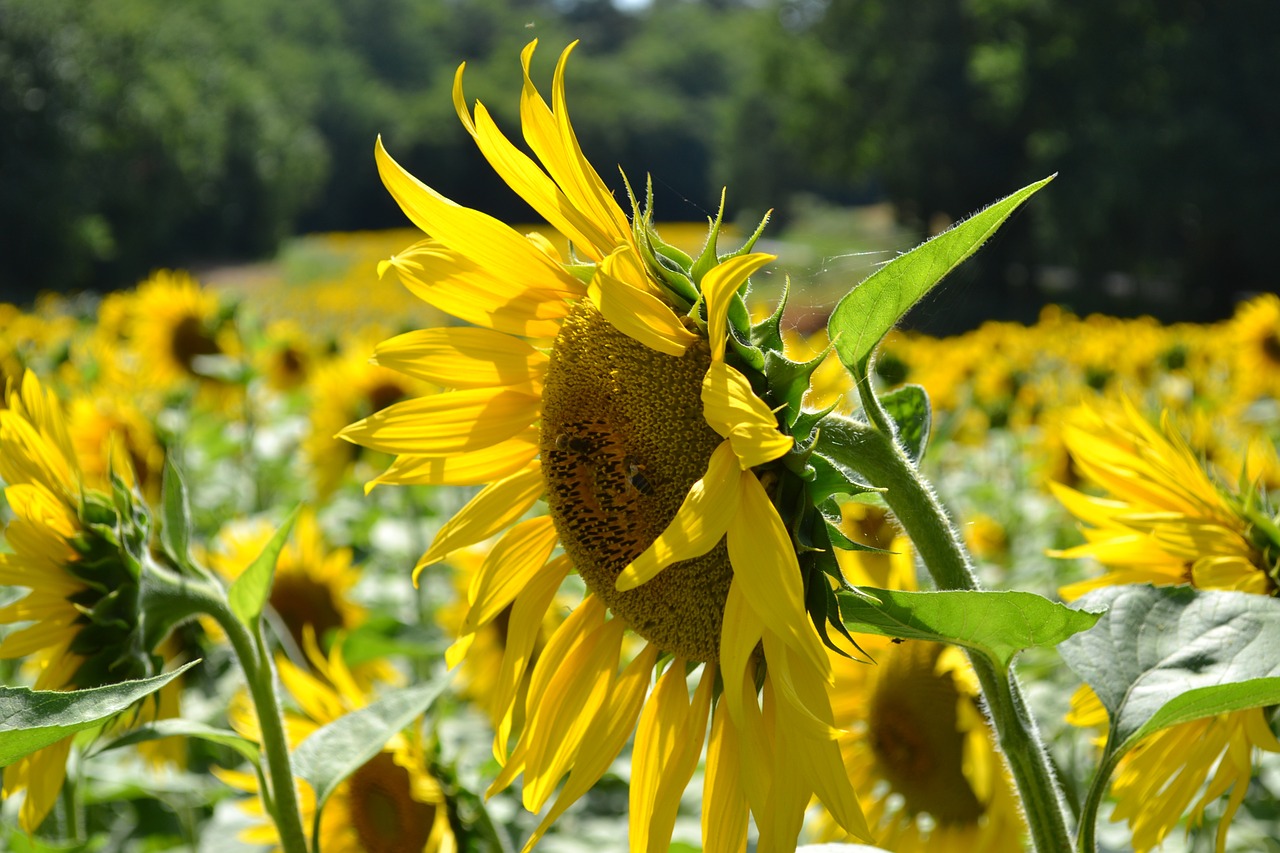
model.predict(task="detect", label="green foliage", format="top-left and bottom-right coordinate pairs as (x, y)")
top-left (227, 505), bottom-right (299, 629)
top-left (0, 662), bottom-right (198, 767)
top-left (827, 175), bottom-right (1053, 384)
top-left (290, 676), bottom-right (449, 831)
top-left (838, 587), bottom-right (1100, 672)
top-left (92, 719), bottom-right (260, 766)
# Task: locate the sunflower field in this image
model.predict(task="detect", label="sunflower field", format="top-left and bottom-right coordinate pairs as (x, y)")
top-left (4, 40), bottom-right (1280, 853)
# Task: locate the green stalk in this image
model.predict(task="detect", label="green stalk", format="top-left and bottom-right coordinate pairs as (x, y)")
top-left (141, 563), bottom-right (309, 853)
top-left (833, 418), bottom-right (1075, 852)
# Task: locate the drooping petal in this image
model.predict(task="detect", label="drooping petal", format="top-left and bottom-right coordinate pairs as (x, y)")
top-left (728, 472), bottom-right (830, 679)
top-left (521, 614), bottom-right (625, 812)
top-left (364, 429), bottom-right (540, 492)
top-left (702, 685), bottom-right (750, 853)
top-left (700, 253), bottom-right (776, 362)
top-left (617, 441), bottom-right (741, 591)
top-left (701, 361), bottom-right (793, 468)
top-left (461, 516), bottom-right (561, 633)
top-left (375, 138), bottom-right (584, 298)
top-left (411, 464), bottom-right (544, 580)
top-left (337, 385), bottom-right (540, 456)
top-left (372, 327), bottom-right (548, 389)
top-left (719, 576), bottom-right (762, 730)
top-left (630, 661), bottom-right (713, 852)
top-left (521, 643), bottom-right (660, 852)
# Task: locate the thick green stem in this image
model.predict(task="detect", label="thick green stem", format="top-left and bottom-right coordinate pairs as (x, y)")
top-left (830, 418), bottom-right (1075, 852)
top-left (141, 564), bottom-right (309, 853)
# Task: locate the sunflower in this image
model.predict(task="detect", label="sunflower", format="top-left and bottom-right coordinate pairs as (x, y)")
top-left (1051, 399), bottom-right (1280, 851)
top-left (218, 642), bottom-right (456, 853)
top-left (1231, 292), bottom-right (1280, 401)
top-left (808, 506), bottom-right (1024, 851)
top-left (338, 39), bottom-right (870, 850)
top-left (123, 269), bottom-right (242, 394)
top-left (67, 389), bottom-right (167, 502)
top-left (206, 508), bottom-right (399, 686)
top-left (0, 372), bottom-right (155, 830)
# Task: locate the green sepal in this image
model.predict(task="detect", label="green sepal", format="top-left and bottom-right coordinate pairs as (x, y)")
top-left (625, 173), bottom-right (698, 307)
top-left (878, 384), bottom-right (932, 465)
top-left (690, 188), bottom-right (728, 285)
top-left (789, 403), bottom-right (839, 446)
top-left (828, 175), bottom-right (1054, 385)
top-left (728, 209), bottom-right (772, 258)
top-left (227, 505), bottom-right (301, 629)
top-left (0, 661), bottom-right (200, 768)
top-left (804, 449), bottom-right (880, 505)
top-left (763, 348), bottom-right (830, 428)
top-left (803, 558), bottom-right (868, 661)
top-left (750, 275), bottom-right (790, 356)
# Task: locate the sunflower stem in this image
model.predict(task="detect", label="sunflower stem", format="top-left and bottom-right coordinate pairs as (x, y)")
top-left (834, 419), bottom-right (1075, 853)
top-left (142, 561), bottom-right (310, 853)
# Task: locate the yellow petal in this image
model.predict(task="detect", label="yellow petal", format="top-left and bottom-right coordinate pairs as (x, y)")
top-left (521, 615), bottom-right (625, 812)
top-left (338, 385), bottom-right (540, 456)
top-left (719, 576), bottom-right (762, 730)
top-left (728, 472), bottom-right (830, 679)
top-left (701, 361), bottom-right (793, 468)
top-left (630, 661), bottom-right (713, 852)
top-left (491, 555), bottom-right (573, 760)
top-left (411, 464), bottom-right (543, 581)
top-left (759, 677), bottom-right (808, 853)
top-left (461, 516), bottom-right (561, 633)
top-left (364, 429), bottom-right (540, 492)
top-left (770, 643), bottom-right (871, 842)
top-left (701, 253), bottom-right (776, 362)
top-left (702, 690), bottom-right (749, 853)
top-left (617, 440), bottom-right (741, 591)
top-left (385, 240), bottom-right (570, 338)
top-left (526, 595), bottom-right (608, 713)
top-left (588, 255), bottom-right (698, 357)
top-left (453, 63), bottom-right (615, 263)
top-left (375, 138), bottom-right (583, 298)
top-left (372, 327), bottom-right (547, 388)
top-left (520, 643), bottom-right (660, 852)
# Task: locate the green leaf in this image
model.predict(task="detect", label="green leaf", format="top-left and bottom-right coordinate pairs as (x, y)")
top-left (291, 675), bottom-right (449, 819)
top-left (878, 384), bottom-right (931, 465)
top-left (91, 718), bottom-right (260, 765)
top-left (227, 505), bottom-right (300, 628)
top-left (1059, 584), bottom-right (1280, 752)
top-left (0, 661), bottom-right (199, 767)
top-left (160, 458), bottom-right (194, 570)
top-left (827, 176), bottom-right (1054, 381)
top-left (837, 587), bottom-right (1100, 671)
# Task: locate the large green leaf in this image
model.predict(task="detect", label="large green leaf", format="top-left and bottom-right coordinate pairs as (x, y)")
top-left (0, 662), bottom-right (199, 767)
top-left (838, 587), bottom-right (1100, 671)
top-left (291, 675), bottom-right (449, 821)
top-left (91, 718), bottom-right (260, 765)
top-left (827, 176), bottom-right (1054, 381)
top-left (1059, 584), bottom-right (1280, 751)
top-left (227, 505), bottom-right (299, 628)
top-left (878, 384), bottom-right (931, 465)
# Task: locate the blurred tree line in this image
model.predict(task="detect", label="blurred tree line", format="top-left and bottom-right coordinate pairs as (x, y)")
top-left (2, 0), bottom-right (1276, 328)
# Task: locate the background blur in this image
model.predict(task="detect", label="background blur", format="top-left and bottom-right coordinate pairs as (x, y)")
top-left (3, 0), bottom-right (1277, 332)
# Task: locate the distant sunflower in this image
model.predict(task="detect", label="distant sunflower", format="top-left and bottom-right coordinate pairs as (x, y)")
top-left (206, 509), bottom-right (398, 686)
top-left (1051, 399), bottom-right (1280, 851)
top-left (218, 643), bottom-right (456, 852)
top-left (67, 390), bottom-right (166, 501)
top-left (125, 269), bottom-right (240, 391)
top-left (338, 40), bottom-right (870, 850)
top-left (0, 372), bottom-right (154, 830)
top-left (812, 510), bottom-right (1024, 851)
top-left (1231, 293), bottom-right (1280, 400)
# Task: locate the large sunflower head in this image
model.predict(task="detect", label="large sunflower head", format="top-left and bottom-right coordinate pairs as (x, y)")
top-left (0, 371), bottom-right (160, 830)
top-left (339, 39), bottom-right (876, 849)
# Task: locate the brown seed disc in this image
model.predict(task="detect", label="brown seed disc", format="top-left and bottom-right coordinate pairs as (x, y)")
top-left (540, 300), bottom-right (729, 661)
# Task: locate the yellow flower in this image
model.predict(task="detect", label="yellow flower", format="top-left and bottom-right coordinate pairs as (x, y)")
top-left (219, 643), bottom-right (456, 853)
top-left (206, 508), bottom-right (399, 686)
top-left (1052, 399), bottom-right (1280, 851)
top-left (0, 372), bottom-right (152, 830)
top-left (338, 39), bottom-right (870, 850)
top-left (67, 390), bottom-right (166, 502)
top-left (1231, 292), bottom-right (1280, 401)
top-left (814, 508), bottom-right (1024, 851)
top-left (123, 269), bottom-right (242, 394)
